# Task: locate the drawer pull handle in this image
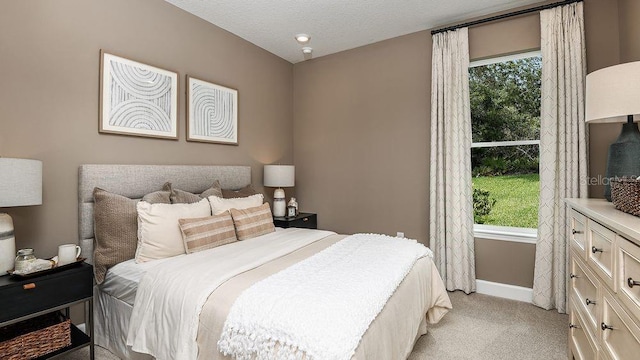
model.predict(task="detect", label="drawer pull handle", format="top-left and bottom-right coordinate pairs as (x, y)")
top-left (570, 273), bottom-right (579, 279)
top-left (23, 283), bottom-right (36, 290)
top-left (572, 229), bottom-right (582, 235)
top-left (591, 246), bottom-right (603, 254)
top-left (569, 324), bottom-right (579, 329)
top-left (628, 277), bottom-right (640, 288)
top-left (303, 218), bottom-right (309, 222)
top-left (601, 322), bottom-right (613, 331)
top-left (585, 298), bottom-right (596, 306)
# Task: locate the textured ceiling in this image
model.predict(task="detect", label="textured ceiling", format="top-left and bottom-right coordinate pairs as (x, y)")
top-left (164, 0), bottom-right (544, 63)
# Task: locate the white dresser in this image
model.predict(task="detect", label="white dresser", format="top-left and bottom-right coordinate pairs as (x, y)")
top-left (566, 199), bottom-right (640, 360)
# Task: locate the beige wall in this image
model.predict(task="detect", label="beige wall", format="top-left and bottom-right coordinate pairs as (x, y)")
top-left (293, 31), bottom-right (431, 239)
top-left (0, 0), bottom-right (294, 258)
top-left (469, 13), bottom-right (541, 60)
top-left (475, 239), bottom-right (536, 288)
top-left (293, 0), bottom-right (631, 288)
top-left (618, 0), bottom-right (640, 62)
top-left (585, 0), bottom-right (622, 199)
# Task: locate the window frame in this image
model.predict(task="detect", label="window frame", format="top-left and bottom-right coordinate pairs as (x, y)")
top-left (469, 50), bottom-right (542, 242)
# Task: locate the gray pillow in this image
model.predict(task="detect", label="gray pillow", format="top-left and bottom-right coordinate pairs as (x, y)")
top-left (142, 182), bottom-right (172, 203)
top-left (92, 186), bottom-right (170, 284)
top-left (222, 184), bottom-right (259, 199)
top-left (171, 180), bottom-right (223, 203)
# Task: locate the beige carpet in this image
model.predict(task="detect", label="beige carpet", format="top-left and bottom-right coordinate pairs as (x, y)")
top-left (60, 291), bottom-right (568, 359)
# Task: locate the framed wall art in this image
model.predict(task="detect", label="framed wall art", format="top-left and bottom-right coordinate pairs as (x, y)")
top-left (99, 50), bottom-right (178, 139)
top-left (186, 76), bottom-right (238, 145)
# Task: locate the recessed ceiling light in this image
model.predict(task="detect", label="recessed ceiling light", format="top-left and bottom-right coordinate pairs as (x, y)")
top-left (302, 47), bottom-right (313, 55)
top-left (295, 33), bottom-right (311, 44)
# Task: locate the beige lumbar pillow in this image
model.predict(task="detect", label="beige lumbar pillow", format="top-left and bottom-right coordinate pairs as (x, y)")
top-left (135, 198), bottom-right (211, 263)
top-left (230, 203), bottom-right (275, 240)
top-left (208, 193), bottom-right (264, 215)
top-left (178, 212), bottom-right (237, 254)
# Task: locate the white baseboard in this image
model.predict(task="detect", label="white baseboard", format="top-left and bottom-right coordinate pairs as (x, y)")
top-left (476, 279), bottom-right (533, 303)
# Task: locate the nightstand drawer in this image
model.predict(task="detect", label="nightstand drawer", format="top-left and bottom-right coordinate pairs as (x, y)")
top-left (289, 215), bottom-right (317, 229)
top-left (273, 213), bottom-right (317, 229)
top-left (0, 264), bottom-right (93, 323)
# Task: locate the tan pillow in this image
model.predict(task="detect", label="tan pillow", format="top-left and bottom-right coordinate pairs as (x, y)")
top-left (142, 182), bottom-right (172, 203)
top-left (208, 193), bottom-right (264, 215)
top-left (222, 185), bottom-right (259, 199)
top-left (135, 198), bottom-right (211, 263)
top-left (230, 203), bottom-right (276, 240)
top-left (92, 187), bottom-right (170, 284)
top-left (171, 180), bottom-right (223, 204)
top-left (178, 213), bottom-right (237, 253)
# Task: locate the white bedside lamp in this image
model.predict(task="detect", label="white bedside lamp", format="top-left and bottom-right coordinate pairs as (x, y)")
top-left (0, 158), bottom-right (42, 274)
top-left (264, 165), bottom-right (294, 217)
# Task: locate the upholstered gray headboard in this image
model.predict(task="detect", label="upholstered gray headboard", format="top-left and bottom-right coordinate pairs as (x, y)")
top-left (78, 164), bottom-right (252, 264)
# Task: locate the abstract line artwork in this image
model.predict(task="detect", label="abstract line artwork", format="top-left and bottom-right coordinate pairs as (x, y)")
top-left (99, 51), bottom-right (178, 139)
top-left (187, 76), bottom-right (238, 145)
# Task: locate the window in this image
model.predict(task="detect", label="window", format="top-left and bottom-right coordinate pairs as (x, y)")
top-left (469, 51), bottom-right (541, 239)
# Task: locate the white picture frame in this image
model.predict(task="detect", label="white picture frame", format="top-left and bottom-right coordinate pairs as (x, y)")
top-left (99, 50), bottom-right (178, 140)
top-left (186, 76), bottom-right (238, 145)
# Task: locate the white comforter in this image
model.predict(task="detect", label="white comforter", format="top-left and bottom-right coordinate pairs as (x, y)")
top-left (126, 228), bottom-right (336, 360)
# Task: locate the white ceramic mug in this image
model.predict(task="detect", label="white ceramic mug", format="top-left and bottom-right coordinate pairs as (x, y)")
top-left (58, 244), bottom-right (81, 266)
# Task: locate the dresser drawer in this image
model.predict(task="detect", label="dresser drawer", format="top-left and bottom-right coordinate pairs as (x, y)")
top-left (571, 253), bottom-right (601, 335)
top-left (570, 297), bottom-right (599, 360)
top-left (617, 236), bottom-right (640, 324)
top-left (588, 221), bottom-right (616, 289)
top-left (0, 264), bottom-right (93, 323)
top-left (571, 209), bottom-right (588, 259)
top-left (601, 290), bottom-right (640, 360)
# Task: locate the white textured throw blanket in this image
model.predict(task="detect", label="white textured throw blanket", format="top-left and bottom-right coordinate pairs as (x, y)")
top-left (218, 233), bottom-right (432, 360)
top-left (126, 228), bottom-right (336, 360)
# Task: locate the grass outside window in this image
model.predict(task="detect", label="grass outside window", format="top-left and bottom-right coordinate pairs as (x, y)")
top-left (472, 174), bottom-right (539, 229)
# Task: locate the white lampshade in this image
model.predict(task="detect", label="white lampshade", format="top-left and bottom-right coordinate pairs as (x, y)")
top-left (0, 158), bottom-right (42, 274)
top-left (586, 61), bottom-right (640, 123)
top-left (0, 158), bottom-right (42, 207)
top-left (264, 165), bottom-right (295, 188)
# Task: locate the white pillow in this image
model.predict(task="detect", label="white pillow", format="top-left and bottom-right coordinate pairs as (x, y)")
top-left (135, 198), bottom-right (211, 263)
top-left (208, 194), bottom-right (264, 215)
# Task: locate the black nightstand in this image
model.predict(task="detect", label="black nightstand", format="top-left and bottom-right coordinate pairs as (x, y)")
top-left (273, 212), bottom-right (317, 229)
top-left (0, 262), bottom-right (94, 359)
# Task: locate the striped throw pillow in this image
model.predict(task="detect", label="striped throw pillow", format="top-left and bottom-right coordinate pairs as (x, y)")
top-left (178, 212), bottom-right (237, 254)
top-left (230, 203), bottom-right (275, 240)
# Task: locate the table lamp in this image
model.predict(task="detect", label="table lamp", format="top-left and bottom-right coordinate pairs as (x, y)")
top-left (586, 61), bottom-right (640, 201)
top-left (0, 158), bottom-right (42, 274)
top-left (263, 165), bottom-right (294, 217)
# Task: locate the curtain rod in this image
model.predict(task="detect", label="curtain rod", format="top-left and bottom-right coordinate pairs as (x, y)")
top-left (430, 0), bottom-right (582, 35)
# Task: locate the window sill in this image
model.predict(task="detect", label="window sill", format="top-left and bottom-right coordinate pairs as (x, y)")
top-left (473, 224), bottom-right (537, 244)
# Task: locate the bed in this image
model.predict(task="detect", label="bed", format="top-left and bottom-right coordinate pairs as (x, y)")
top-left (78, 164), bottom-right (451, 360)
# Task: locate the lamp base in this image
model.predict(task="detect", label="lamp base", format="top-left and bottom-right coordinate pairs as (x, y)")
top-left (272, 188), bottom-right (286, 217)
top-left (605, 118), bottom-right (640, 201)
top-left (0, 213), bottom-right (16, 274)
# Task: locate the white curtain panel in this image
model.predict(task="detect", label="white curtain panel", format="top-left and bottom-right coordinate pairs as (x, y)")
top-left (533, 2), bottom-right (587, 313)
top-left (429, 28), bottom-right (476, 294)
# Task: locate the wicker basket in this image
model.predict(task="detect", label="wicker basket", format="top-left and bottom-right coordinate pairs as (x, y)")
top-left (0, 312), bottom-right (71, 360)
top-left (611, 177), bottom-right (640, 217)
